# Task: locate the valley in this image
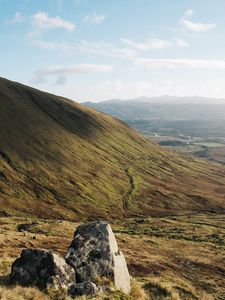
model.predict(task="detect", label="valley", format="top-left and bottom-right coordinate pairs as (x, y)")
top-left (130, 119), bottom-right (225, 164)
top-left (86, 98), bottom-right (225, 164)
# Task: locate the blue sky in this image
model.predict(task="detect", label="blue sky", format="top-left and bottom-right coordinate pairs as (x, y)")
top-left (1, 0), bottom-right (225, 102)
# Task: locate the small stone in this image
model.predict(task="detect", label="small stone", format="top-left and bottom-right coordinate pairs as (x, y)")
top-left (68, 281), bottom-right (99, 298)
top-left (17, 222), bottom-right (38, 232)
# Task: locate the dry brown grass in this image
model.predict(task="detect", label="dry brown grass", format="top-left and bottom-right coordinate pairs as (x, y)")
top-left (0, 214), bottom-right (224, 299)
top-left (0, 285), bottom-right (49, 300)
top-left (47, 287), bottom-right (73, 300)
top-left (130, 279), bottom-right (147, 300)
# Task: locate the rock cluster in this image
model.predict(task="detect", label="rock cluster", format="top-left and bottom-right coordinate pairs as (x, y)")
top-left (10, 221), bottom-right (130, 298)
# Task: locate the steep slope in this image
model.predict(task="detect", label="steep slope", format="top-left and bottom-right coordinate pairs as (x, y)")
top-left (0, 77), bottom-right (225, 220)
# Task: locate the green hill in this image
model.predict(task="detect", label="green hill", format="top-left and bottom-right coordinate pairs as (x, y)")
top-left (0, 77), bottom-right (225, 220)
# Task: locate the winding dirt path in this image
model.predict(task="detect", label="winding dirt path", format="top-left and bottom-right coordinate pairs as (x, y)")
top-left (123, 167), bottom-right (135, 211)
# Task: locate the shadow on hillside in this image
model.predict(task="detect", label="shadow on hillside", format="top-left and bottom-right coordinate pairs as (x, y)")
top-left (27, 89), bottom-right (102, 141)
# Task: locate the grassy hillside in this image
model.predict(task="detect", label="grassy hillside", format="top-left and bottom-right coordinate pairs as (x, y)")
top-left (0, 77), bottom-right (225, 220)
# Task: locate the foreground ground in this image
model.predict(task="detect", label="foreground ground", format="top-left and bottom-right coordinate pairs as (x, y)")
top-left (0, 213), bottom-right (224, 300)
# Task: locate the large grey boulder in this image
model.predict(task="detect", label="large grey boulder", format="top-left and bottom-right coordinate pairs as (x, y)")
top-left (10, 248), bottom-right (75, 289)
top-left (65, 220), bottom-right (131, 294)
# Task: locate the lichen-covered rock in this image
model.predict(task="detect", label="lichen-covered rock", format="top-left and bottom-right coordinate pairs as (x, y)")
top-left (65, 220), bottom-right (131, 294)
top-left (68, 281), bottom-right (100, 298)
top-left (10, 248), bottom-right (75, 289)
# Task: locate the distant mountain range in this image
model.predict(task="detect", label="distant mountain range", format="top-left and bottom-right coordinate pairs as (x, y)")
top-left (84, 96), bottom-right (225, 120)
top-left (1, 78), bottom-right (225, 220)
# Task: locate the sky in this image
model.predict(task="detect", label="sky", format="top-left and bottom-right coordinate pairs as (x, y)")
top-left (1, 0), bottom-right (225, 102)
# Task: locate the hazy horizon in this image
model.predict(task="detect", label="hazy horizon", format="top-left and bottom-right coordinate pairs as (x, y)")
top-left (81, 94), bottom-right (225, 104)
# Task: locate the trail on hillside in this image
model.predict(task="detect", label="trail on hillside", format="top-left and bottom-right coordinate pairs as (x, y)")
top-left (123, 167), bottom-right (135, 211)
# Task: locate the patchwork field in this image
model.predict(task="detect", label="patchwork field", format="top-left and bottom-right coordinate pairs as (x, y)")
top-left (0, 213), bottom-right (224, 299)
top-left (150, 137), bottom-right (225, 164)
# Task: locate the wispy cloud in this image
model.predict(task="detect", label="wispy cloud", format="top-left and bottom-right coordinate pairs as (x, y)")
top-left (80, 40), bottom-right (137, 59)
top-left (180, 10), bottom-right (216, 32)
top-left (79, 38), bottom-right (189, 62)
top-left (120, 37), bottom-right (189, 50)
top-left (7, 12), bottom-right (24, 24)
top-left (181, 19), bottom-right (216, 32)
top-left (120, 38), bottom-right (171, 50)
top-left (33, 39), bottom-right (74, 52)
top-left (83, 12), bottom-right (106, 24)
top-left (31, 11), bottom-right (75, 32)
top-left (33, 64), bottom-right (113, 84)
top-left (183, 9), bottom-right (194, 18)
top-left (174, 38), bottom-right (189, 48)
top-left (135, 58), bottom-right (225, 70)
top-left (27, 11), bottom-right (76, 51)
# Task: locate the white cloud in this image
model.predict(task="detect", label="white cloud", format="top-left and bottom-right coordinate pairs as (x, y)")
top-left (33, 39), bottom-right (74, 52)
top-left (31, 11), bottom-right (75, 32)
top-left (180, 10), bottom-right (216, 32)
top-left (183, 9), bottom-right (194, 18)
top-left (120, 38), bottom-right (171, 50)
top-left (7, 12), bottom-right (24, 24)
top-left (28, 12), bottom-right (75, 51)
top-left (80, 40), bottom-right (137, 59)
top-left (135, 58), bottom-right (225, 70)
top-left (79, 38), bottom-right (190, 62)
top-left (121, 37), bottom-right (190, 50)
top-left (174, 38), bottom-right (189, 48)
top-left (83, 12), bottom-right (105, 24)
top-left (181, 19), bottom-right (216, 32)
top-left (33, 64), bottom-right (113, 84)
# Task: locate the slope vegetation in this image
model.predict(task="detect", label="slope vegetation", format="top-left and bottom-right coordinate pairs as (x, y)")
top-left (0, 77), bottom-right (225, 220)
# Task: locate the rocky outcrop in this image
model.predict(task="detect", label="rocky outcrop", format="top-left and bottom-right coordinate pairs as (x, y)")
top-left (10, 249), bottom-right (75, 289)
top-left (10, 221), bottom-right (130, 298)
top-left (65, 220), bottom-right (131, 294)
